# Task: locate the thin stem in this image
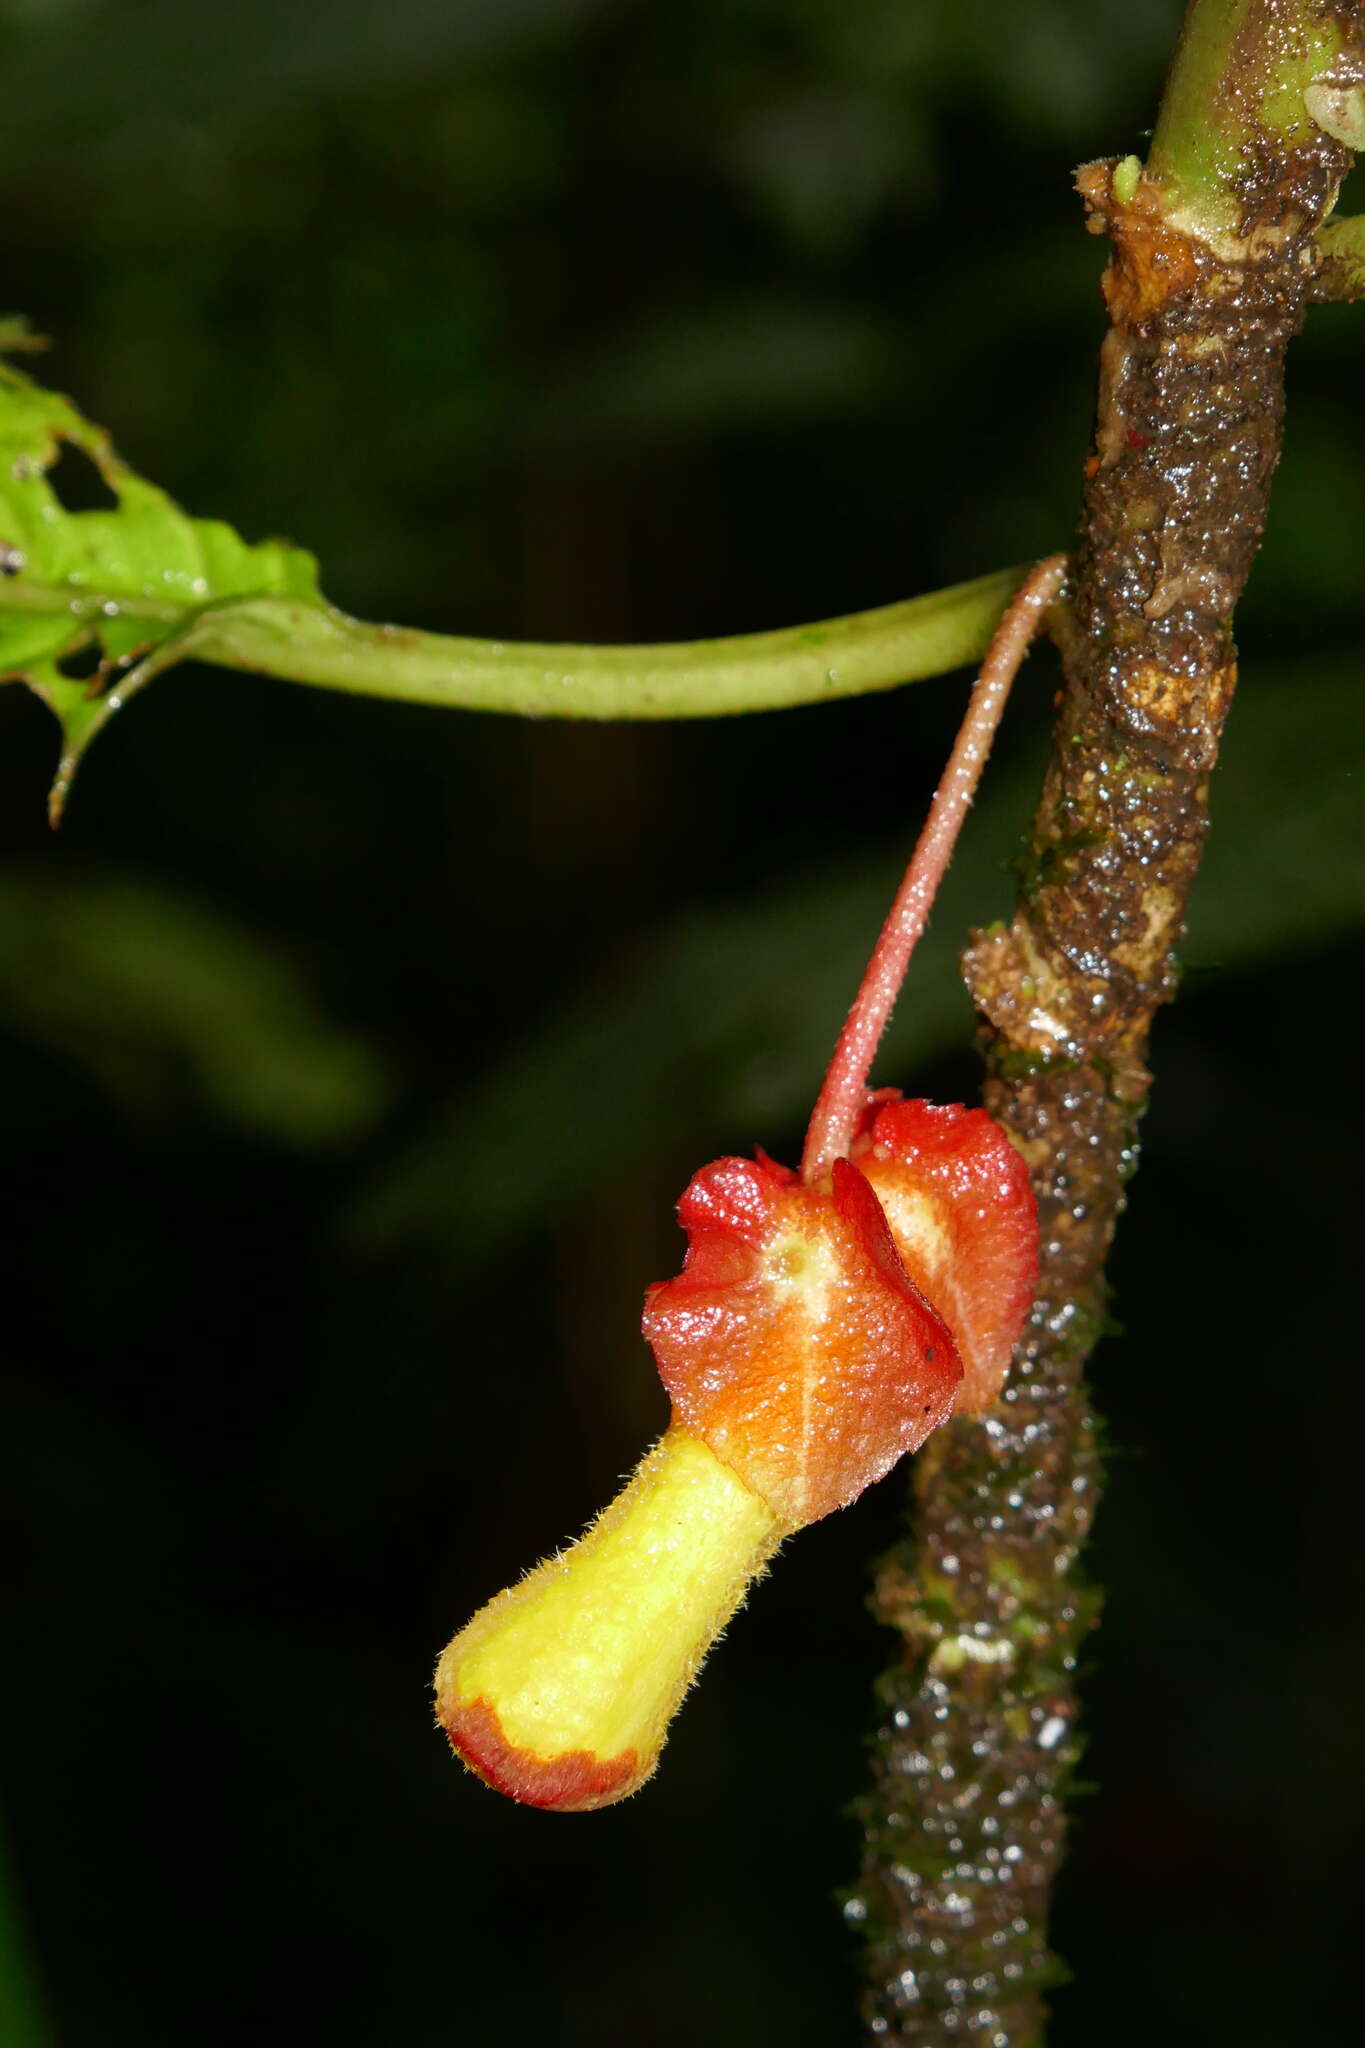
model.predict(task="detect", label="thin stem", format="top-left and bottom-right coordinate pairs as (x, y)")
top-left (799, 555), bottom-right (1067, 1186)
top-left (37, 567), bottom-right (1031, 824)
top-left (6, 564), bottom-right (1023, 717)
top-left (34, 566), bottom-right (1028, 821)
top-left (178, 567), bottom-right (1025, 721)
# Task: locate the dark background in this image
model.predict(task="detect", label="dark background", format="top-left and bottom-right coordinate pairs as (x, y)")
top-left (3, 3), bottom-right (1363, 2044)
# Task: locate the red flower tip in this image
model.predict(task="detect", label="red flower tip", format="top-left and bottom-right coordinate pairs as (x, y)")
top-left (444, 1696), bottom-right (641, 1813)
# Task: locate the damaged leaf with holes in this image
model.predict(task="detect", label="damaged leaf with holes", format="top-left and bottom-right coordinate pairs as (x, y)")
top-left (0, 337), bottom-right (321, 818)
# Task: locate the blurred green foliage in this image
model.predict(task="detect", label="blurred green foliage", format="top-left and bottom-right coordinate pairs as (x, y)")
top-left (0, 869), bottom-right (392, 1143)
top-left (356, 660), bottom-right (1365, 1276)
top-left (1, 5), bottom-right (1361, 2048)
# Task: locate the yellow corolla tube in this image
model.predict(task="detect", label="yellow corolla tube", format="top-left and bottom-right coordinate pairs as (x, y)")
top-left (435, 1427), bottom-right (785, 1811)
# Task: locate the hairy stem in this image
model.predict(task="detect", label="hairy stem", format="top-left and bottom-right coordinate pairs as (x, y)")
top-left (800, 558), bottom-right (1067, 1186)
top-left (851, 5), bottom-right (1363, 2042)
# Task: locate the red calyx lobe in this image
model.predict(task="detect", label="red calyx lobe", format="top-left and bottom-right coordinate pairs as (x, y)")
top-left (850, 1096), bottom-right (1038, 1413)
top-left (643, 1153), bottom-right (961, 1528)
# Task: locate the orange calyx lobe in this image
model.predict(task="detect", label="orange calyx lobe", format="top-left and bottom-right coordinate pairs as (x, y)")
top-left (850, 1096), bottom-right (1038, 1413)
top-left (643, 1152), bottom-right (961, 1527)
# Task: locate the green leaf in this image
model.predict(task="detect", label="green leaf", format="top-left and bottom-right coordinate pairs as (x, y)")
top-left (0, 348), bottom-right (321, 820)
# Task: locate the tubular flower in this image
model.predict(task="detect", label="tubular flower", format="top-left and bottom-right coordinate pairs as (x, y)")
top-left (434, 557), bottom-right (1064, 1811)
top-left (436, 1429), bottom-right (782, 1812)
top-left (436, 1151), bottom-right (969, 1810)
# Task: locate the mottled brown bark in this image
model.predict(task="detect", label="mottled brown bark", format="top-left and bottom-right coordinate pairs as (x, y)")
top-left (850, 97), bottom-right (1356, 2048)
